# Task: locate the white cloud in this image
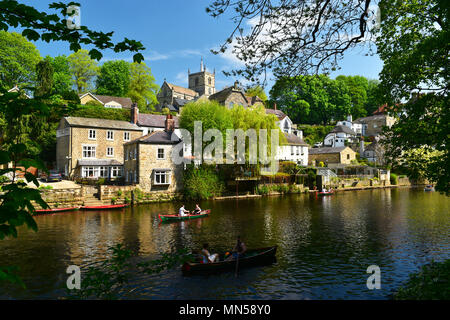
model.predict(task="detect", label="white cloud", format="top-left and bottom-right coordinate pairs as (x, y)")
top-left (175, 71), bottom-right (188, 86)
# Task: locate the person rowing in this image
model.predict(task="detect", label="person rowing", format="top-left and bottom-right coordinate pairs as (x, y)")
top-left (192, 204), bottom-right (202, 215)
top-left (179, 204), bottom-right (189, 217)
top-left (225, 236), bottom-right (247, 261)
top-left (201, 243), bottom-right (219, 263)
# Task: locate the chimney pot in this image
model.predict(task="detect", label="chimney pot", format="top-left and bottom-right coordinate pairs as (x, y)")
top-left (131, 103), bottom-right (139, 124)
top-left (165, 114), bottom-right (174, 132)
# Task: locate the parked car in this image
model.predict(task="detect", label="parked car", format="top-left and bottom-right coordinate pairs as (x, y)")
top-left (41, 170), bottom-right (62, 182)
top-left (313, 142), bottom-right (323, 148)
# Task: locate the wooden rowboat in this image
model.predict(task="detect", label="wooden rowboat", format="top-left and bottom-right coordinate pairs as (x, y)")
top-left (34, 206), bottom-right (80, 214)
top-left (182, 246), bottom-right (277, 275)
top-left (158, 209), bottom-right (211, 223)
top-left (81, 203), bottom-right (129, 210)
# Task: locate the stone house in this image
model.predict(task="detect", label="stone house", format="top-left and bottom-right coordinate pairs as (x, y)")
top-left (308, 146), bottom-right (356, 166)
top-left (56, 117), bottom-right (142, 179)
top-left (123, 115), bottom-right (183, 192)
top-left (354, 114), bottom-right (396, 137)
top-left (79, 92), bottom-right (133, 109)
top-left (209, 81), bottom-right (249, 108)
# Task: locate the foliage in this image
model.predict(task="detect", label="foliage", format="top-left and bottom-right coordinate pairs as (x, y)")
top-left (35, 60), bottom-right (54, 96)
top-left (245, 85), bottom-right (267, 102)
top-left (279, 161), bottom-right (297, 174)
top-left (183, 165), bottom-right (225, 200)
top-left (269, 75), bottom-right (352, 125)
top-left (394, 259), bottom-right (450, 300)
top-left (0, 31), bottom-right (41, 90)
top-left (297, 124), bottom-right (334, 145)
top-left (44, 55), bottom-right (73, 95)
top-left (96, 60), bottom-right (130, 97)
top-left (208, 0), bottom-right (378, 82)
top-left (377, 0), bottom-right (448, 194)
top-left (71, 104), bottom-right (130, 121)
top-left (390, 173), bottom-right (398, 185)
top-left (335, 75), bottom-right (371, 118)
top-left (0, 1), bottom-right (144, 63)
top-left (128, 62), bottom-right (159, 111)
top-left (68, 49), bottom-right (99, 93)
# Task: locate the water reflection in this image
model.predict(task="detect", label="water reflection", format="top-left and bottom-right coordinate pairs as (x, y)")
top-left (0, 188), bottom-right (448, 299)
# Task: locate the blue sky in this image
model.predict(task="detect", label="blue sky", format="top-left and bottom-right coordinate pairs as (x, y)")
top-left (21, 0), bottom-right (383, 95)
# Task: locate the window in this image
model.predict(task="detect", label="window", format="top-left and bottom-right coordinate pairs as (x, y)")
top-left (88, 129), bottom-right (96, 140)
top-left (154, 170), bottom-right (170, 185)
top-left (157, 148), bottom-right (165, 159)
top-left (107, 147), bottom-right (114, 157)
top-left (111, 166), bottom-right (122, 178)
top-left (82, 145), bottom-right (96, 158)
top-left (124, 132), bottom-right (130, 141)
top-left (82, 166), bottom-right (98, 178)
top-left (133, 148), bottom-right (137, 160)
top-left (347, 154), bottom-right (350, 160)
top-left (107, 130), bottom-right (114, 141)
top-left (208, 77), bottom-right (211, 85)
top-left (195, 78), bottom-right (199, 86)
top-left (296, 147), bottom-right (300, 155)
top-left (99, 166), bottom-right (108, 178)
top-left (291, 146), bottom-right (294, 156)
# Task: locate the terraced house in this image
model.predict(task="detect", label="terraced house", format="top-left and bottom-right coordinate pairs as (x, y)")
top-left (56, 117), bottom-right (142, 179)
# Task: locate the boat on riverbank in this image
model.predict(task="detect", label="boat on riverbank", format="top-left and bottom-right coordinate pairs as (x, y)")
top-left (424, 185), bottom-right (434, 191)
top-left (34, 206), bottom-right (80, 215)
top-left (81, 203), bottom-right (129, 210)
top-left (318, 190), bottom-right (334, 195)
top-left (158, 209), bottom-right (211, 223)
top-left (182, 246), bottom-right (277, 275)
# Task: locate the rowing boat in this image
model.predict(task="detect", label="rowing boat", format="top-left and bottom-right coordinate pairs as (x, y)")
top-left (182, 246), bottom-right (277, 275)
top-left (158, 209), bottom-right (211, 223)
top-left (318, 190), bottom-right (334, 195)
top-left (34, 206), bottom-right (80, 214)
top-left (81, 203), bottom-right (129, 210)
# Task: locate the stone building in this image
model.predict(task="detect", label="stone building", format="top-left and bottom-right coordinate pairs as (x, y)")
top-left (56, 117), bottom-right (142, 179)
top-left (123, 115), bottom-right (183, 192)
top-left (188, 58), bottom-right (215, 97)
top-left (156, 82), bottom-right (199, 108)
top-left (354, 114), bottom-right (396, 137)
top-left (79, 92), bottom-right (133, 109)
top-left (308, 146), bottom-right (356, 166)
top-left (209, 81), bottom-right (249, 108)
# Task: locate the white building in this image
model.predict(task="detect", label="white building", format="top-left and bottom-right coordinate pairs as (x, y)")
top-left (324, 125), bottom-right (358, 148)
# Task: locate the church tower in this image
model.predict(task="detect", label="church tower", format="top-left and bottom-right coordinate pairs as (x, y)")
top-left (188, 57), bottom-right (215, 97)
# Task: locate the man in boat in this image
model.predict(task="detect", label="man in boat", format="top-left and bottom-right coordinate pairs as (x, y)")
top-left (226, 236), bottom-right (247, 261)
top-left (201, 243), bottom-right (219, 263)
top-left (179, 205), bottom-right (189, 217)
top-left (192, 204), bottom-right (202, 215)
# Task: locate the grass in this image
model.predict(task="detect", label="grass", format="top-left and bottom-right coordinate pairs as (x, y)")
top-left (394, 259), bottom-right (450, 300)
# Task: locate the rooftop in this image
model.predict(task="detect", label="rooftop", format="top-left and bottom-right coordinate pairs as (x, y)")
top-left (265, 108), bottom-right (287, 121)
top-left (284, 133), bottom-right (309, 146)
top-left (125, 130), bottom-right (181, 145)
top-left (330, 125), bottom-right (357, 135)
top-left (63, 116), bottom-right (141, 131)
top-left (309, 146), bottom-right (349, 154)
top-left (137, 113), bottom-right (180, 128)
top-left (80, 93), bottom-right (133, 108)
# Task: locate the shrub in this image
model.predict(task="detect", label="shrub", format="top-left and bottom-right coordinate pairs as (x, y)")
top-left (279, 161), bottom-right (297, 174)
top-left (111, 197), bottom-right (117, 204)
top-left (97, 178), bottom-right (105, 186)
top-left (117, 190), bottom-right (123, 197)
top-left (256, 185), bottom-right (269, 195)
top-left (183, 165), bottom-right (225, 200)
top-left (124, 196), bottom-right (130, 204)
top-left (390, 173), bottom-right (398, 185)
top-left (0, 175), bottom-right (10, 184)
top-left (318, 161), bottom-right (325, 167)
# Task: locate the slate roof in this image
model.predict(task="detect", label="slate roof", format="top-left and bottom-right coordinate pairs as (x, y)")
top-left (209, 86), bottom-right (248, 106)
top-left (63, 117), bottom-right (141, 131)
top-left (80, 93), bottom-right (133, 108)
top-left (354, 114), bottom-right (388, 123)
top-left (283, 133), bottom-right (309, 146)
top-left (125, 130), bottom-right (181, 145)
top-left (77, 159), bottom-right (123, 166)
top-left (166, 83), bottom-right (198, 97)
top-left (308, 146), bottom-right (348, 154)
top-left (137, 114), bottom-right (180, 128)
top-left (330, 125), bottom-right (357, 135)
top-left (265, 108), bottom-right (287, 121)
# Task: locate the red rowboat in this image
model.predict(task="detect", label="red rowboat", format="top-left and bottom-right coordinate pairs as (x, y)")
top-left (158, 209), bottom-right (211, 222)
top-left (34, 206), bottom-right (80, 214)
top-left (81, 203), bottom-right (129, 210)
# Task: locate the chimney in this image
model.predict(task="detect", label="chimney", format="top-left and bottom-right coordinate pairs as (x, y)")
top-left (165, 114), bottom-right (174, 132)
top-left (131, 103), bottom-right (139, 124)
top-left (234, 80), bottom-right (239, 90)
top-left (296, 130), bottom-right (303, 140)
top-left (347, 114), bottom-right (352, 123)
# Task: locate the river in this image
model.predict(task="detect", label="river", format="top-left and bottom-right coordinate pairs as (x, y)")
top-left (0, 187), bottom-right (449, 299)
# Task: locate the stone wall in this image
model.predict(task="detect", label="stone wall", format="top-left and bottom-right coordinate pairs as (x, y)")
top-left (39, 187), bottom-right (83, 207)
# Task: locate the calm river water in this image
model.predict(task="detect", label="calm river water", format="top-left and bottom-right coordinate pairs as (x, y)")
top-left (0, 187), bottom-right (449, 299)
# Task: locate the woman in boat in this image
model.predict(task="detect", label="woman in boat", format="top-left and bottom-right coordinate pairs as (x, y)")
top-left (201, 243), bottom-right (219, 263)
top-left (226, 236), bottom-right (247, 261)
top-left (192, 204), bottom-right (202, 215)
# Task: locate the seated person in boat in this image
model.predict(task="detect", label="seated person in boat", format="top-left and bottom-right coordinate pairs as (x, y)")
top-left (179, 205), bottom-right (189, 217)
top-left (201, 243), bottom-right (219, 263)
top-left (225, 236), bottom-right (247, 261)
top-left (192, 204), bottom-right (202, 214)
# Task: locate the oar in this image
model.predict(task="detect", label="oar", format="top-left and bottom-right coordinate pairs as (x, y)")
top-left (234, 252), bottom-right (239, 278)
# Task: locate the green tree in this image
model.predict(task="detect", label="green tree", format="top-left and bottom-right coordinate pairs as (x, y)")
top-left (68, 49), bottom-right (99, 93)
top-left (45, 55), bottom-right (72, 95)
top-left (0, 31), bottom-right (41, 90)
top-left (128, 62), bottom-right (159, 111)
top-left (365, 79), bottom-right (381, 115)
top-left (335, 75), bottom-right (369, 118)
top-left (245, 85), bottom-right (268, 102)
top-left (377, 0), bottom-right (449, 194)
top-left (96, 60), bottom-right (130, 97)
top-left (270, 75), bottom-right (351, 125)
top-left (35, 60), bottom-right (54, 96)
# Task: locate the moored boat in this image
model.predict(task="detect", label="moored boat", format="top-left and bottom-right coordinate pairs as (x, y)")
top-left (318, 190), bottom-right (334, 195)
top-left (424, 185), bottom-right (434, 191)
top-left (81, 203), bottom-right (129, 210)
top-left (34, 206), bottom-right (80, 214)
top-left (159, 209), bottom-right (211, 223)
top-left (182, 246), bottom-right (277, 275)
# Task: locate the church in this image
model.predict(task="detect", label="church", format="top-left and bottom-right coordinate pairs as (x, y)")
top-left (156, 58), bottom-right (216, 113)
